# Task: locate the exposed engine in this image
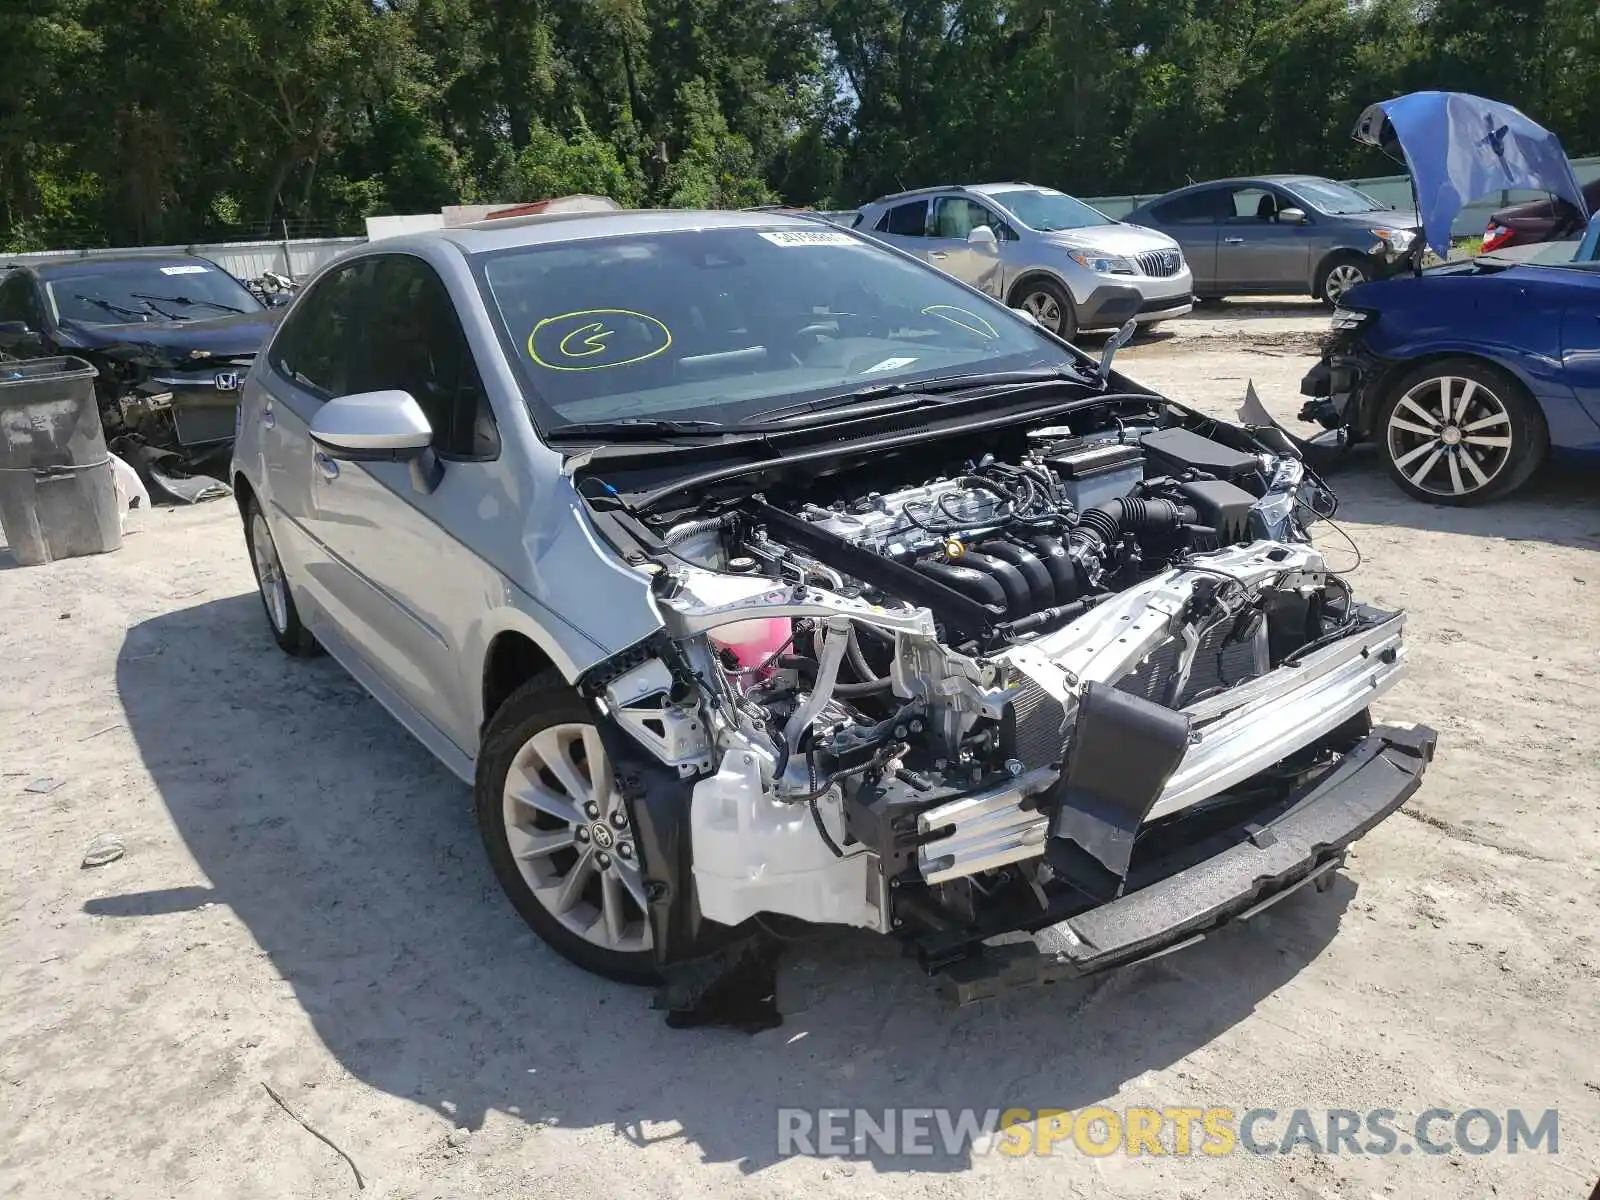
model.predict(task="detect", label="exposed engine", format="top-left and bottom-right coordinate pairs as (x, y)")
top-left (583, 407), bottom-right (1403, 968)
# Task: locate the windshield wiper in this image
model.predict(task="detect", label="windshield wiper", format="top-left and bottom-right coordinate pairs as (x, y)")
top-left (130, 292), bottom-right (246, 315)
top-left (544, 417), bottom-right (735, 441)
top-left (72, 294), bottom-right (151, 322)
top-left (748, 365), bottom-right (1084, 426)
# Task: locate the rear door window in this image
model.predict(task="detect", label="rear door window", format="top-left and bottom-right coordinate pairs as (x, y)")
top-left (1151, 190), bottom-right (1227, 224)
top-left (877, 200), bottom-right (930, 236)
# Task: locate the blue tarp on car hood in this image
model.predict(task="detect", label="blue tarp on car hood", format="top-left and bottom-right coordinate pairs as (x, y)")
top-left (1353, 91), bottom-right (1589, 256)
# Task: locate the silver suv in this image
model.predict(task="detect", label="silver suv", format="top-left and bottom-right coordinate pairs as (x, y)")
top-left (232, 209), bottom-right (1431, 1011)
top-left (855, 183), bottom-right (1194, 339)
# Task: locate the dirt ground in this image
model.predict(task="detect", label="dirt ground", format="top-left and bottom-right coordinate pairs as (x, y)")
top-left (3, 299), bottom-right (1598, 1200)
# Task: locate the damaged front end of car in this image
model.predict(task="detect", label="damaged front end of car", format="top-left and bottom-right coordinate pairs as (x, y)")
top-left (86, 338), bottom-right (250, 501)
top-left (568, 394), bottom-right (1436, 1019)
top-left (1296, 309), bottom-right (1399, 454)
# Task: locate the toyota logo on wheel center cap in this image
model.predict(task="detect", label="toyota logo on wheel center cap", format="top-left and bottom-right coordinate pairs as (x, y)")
top-left (590, 823), bottom-right (615, 849)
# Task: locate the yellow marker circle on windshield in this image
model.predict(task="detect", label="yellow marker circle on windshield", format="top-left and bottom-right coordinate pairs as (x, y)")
top-left (921, 305), bottom-right (1000, 340)
top-left (528, 308), bottom-right (673, 371)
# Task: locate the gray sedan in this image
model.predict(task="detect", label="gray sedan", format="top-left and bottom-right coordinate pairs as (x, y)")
top-left (1126, 175), bottom-right (1421, 306)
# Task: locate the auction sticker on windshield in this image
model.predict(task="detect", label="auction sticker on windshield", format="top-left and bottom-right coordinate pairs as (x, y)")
top-left (759, 230), bottom-right (857, 247)
top-left (160, 265), bottom-right (209, 275)
top-left (861, 356), bottom-right (919, 374)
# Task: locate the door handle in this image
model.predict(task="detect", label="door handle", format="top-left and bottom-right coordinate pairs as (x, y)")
top-left (1223, 236), bottom-right (1245, 244)
top-left (261, 404), bottom-right (276, 429)
top-left (314, 451), bottom-right (340, 480)
top-left (929, 251), bottom-right (949, 259)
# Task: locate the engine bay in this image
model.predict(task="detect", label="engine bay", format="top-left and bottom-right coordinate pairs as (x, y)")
top-left (576, 395), bottom-right (1405, 965)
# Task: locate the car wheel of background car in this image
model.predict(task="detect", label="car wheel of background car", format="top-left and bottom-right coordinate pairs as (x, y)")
top-left (475, 672), bottom-right (658, 985)
top-left (1316, 254), bottom-right (1372, 307)
top-left (1377, 358), bottom-right (1547, 505)
top-left (1014, 279), bottom-right (1078, 341)
top-left (244, 497), bottom-right (320, 656)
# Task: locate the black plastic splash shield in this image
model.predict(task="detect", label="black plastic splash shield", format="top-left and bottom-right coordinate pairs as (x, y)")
top-left (1044, 681), bottom-right (1192, 901)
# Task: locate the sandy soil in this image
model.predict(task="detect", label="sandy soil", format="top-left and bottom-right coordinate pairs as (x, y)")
top-left (2, 302), bottom-right (1598, 1199)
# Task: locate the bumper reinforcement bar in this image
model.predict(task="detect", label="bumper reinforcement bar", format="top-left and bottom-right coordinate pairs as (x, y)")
top-left (939, 723), bottom-right (1437, 1003)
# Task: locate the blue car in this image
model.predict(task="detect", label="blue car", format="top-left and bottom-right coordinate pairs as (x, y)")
top-left (1297, 91), bottom-right (1600, 504)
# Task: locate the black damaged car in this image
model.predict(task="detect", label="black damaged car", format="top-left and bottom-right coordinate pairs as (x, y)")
top-left (0, 253), bottom-right (281, 491)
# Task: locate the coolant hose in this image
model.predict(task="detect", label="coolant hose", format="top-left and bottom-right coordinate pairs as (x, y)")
top-left (845, 626), bottom-right (886, 683)
top-left (784, 622), bottom-right (849, 749)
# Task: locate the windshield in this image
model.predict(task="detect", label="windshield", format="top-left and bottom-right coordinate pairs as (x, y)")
top-left (1284, 178), bottom-right (1391, 216)
top-left (473, 226), bottom-right (1069, 432)
top-left (986, 189), bottom-right (1116, 232)
top-left (46, 261), bottom-right (262, 325)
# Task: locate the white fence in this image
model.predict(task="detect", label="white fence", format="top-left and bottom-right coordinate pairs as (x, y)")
top-left (1083, 155), bottom-right (1600, 237)
top-left (4, 236), bottom-right (366, 281)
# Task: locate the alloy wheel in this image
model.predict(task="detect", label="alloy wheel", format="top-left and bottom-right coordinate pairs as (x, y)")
top-left (1323, 263), bottom-right (1367, 304)
top-left (501, 722), bottom-right (652, 954)
top-left (250, 511), bottom-right (290, 634)
top-left (1385, 375), bottom-right (1513, 498)
top-left (1019, 290), bottom-right (1064, 334)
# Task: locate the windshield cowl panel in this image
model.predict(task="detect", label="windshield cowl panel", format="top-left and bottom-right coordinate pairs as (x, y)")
top-left (471, 226), bottom-right (1082, 437)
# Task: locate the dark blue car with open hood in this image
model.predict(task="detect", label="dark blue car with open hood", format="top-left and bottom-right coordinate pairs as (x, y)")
top-left (1298, 91), bottom-right (1600, 504)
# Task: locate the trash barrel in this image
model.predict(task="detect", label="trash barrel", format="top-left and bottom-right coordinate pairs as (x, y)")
top-left (0, 356), bottom-right (123, 567)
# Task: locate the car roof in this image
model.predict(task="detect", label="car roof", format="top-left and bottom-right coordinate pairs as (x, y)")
top-left (426, 207), bottom-right (839, 255)
top-left (864, 182), bottom-right (1058, 206)
top-left (14, 252), bottom-right (224, 279)
top-left (1135, 175), bottom-right (1344, 206)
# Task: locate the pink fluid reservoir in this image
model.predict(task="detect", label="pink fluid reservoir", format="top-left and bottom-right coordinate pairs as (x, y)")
top-left (709, 618), bottom-right (792, 672)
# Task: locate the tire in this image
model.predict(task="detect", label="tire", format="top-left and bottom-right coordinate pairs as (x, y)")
top-left (1315, 254), bottom-right (1372, 308)
top-left (1012, 278), bottom-right (1078, 341)
top-left (475, 672), bottom-right (659, 985)
top-left (244, 496), bottom-right (321, 656)
top-left (1375, 358), bottom-right (1547, 505)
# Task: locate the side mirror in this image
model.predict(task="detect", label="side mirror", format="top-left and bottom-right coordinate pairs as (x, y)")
top-left (967, 225), bottom-right (999, 252)
top-left (310, 390), bottom-right (442, 492)
top-left (1279, 207), bottom-right (1308, 224)
top-left (1097, 318), bottom-right (1139, 382)
top-left (310, 390), bottom-right (432, 459)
